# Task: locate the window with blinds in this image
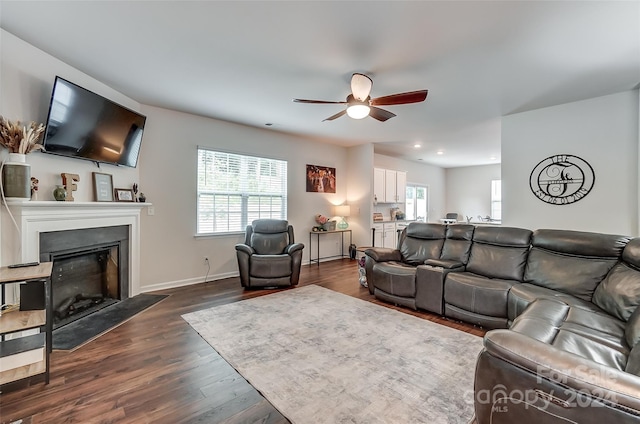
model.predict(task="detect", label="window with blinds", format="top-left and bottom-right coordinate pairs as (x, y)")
top-left (197, 148), bottom-right (288, 234)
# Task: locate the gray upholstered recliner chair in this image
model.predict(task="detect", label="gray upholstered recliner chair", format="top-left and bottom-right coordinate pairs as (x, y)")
top-left (235, 219), bottom-right (304, 288)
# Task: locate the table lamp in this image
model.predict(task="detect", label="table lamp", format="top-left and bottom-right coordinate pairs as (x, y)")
top-left (335, 205), bottom-right (351, 230)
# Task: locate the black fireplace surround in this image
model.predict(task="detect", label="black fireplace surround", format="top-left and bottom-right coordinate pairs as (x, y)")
top-left (39, 226), bottom-right (129, 328)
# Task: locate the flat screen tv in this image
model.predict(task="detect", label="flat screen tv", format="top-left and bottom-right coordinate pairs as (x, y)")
top-left (42, 76), bottom-right (146, 168)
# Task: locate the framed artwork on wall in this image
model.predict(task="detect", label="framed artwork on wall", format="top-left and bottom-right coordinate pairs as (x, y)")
top-left (92, 172), bottom-right (114, 202)
top-left (306, 164), bottom-right (336, 193)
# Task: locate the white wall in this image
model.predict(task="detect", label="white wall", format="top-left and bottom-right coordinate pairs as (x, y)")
top-left (0, 29), bottom-right (361, 291)
top-left (0, 30), bottom-right (141, 202)
top-left (0, 29), bottom-right (142, 266)
top-left (445, 164), bottom-right (501, 222)
top-left (502, 90), bottom-right (639, 235)
top-left (138, 105), bottom-right (354, 291)
top-left (374, 153), bottom-right (446, 223)
top-left (346, 143), bottom-right (375, 248)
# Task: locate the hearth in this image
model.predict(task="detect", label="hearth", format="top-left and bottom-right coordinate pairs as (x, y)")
top-left (40, 226), bottom-right (129, 329)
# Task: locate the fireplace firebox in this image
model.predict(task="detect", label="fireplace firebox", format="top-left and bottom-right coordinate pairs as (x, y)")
top-left (39, 226), bottom-right (129, 329)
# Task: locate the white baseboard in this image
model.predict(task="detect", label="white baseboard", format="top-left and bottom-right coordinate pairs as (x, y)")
top-left (140, 259), bottom-right (346, 293)
top-left (140, 271), bottom-right (239, 293)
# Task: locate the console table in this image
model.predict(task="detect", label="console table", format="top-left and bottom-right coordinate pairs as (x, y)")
top-left (309, 229), bottom-right (352, 266)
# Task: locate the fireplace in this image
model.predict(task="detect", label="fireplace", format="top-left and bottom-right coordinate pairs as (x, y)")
top-left (40, 226), bottom-right (130, 329)
top-left (3, 201), bottom-right (145, 310)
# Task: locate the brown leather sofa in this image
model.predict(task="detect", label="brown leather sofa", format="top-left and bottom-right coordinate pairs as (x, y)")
top-left (364, 223), bottom-right (640, 423)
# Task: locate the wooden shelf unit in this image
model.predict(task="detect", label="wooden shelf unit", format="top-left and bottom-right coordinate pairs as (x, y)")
top-left (0, 262), bottom-right (53, 389)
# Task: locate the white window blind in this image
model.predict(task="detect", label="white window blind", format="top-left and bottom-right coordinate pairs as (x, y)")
top-left (197, 148), bottom-right (287, 234)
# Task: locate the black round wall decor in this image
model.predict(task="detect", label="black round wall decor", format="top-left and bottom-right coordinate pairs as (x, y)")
top-left (529, 154), bottom-right (594, 205)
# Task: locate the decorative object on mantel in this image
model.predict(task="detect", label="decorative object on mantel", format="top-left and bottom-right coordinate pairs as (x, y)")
top-left (53, 185), bottom-right (66, 201)
top-left (30, 177), bottom-right (39, 200)
top-left (529, 154), bottom-right (595, 205)
top-left (132, 183), bottom-right (139, 202)
top-left (61, 173), bottom-right (80, 202)
top-left (0, 116), bottom-right (45, 201)
top-left (138, 192), bottom-right (146, 203)
top-left (114, 188), bottom-right (135, 202)
top-left (92, 172), bottom-right (114, 202)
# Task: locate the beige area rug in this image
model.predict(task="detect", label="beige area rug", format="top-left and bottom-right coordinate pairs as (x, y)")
top-left (182, 285), bottom-right (483, 424)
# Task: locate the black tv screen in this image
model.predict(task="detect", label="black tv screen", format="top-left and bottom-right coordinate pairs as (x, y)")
top-left (42, 76), bottom-right (146, 168)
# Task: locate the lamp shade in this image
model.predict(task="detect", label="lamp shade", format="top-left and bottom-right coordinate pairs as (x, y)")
top-left (334, 205), bottom-right (351, 217)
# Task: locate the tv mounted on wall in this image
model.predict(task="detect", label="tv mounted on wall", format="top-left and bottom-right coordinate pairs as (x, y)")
top-left (42, 76), bottom-right (146, 168)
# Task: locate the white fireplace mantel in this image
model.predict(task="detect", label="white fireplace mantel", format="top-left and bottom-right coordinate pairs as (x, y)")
top-left (2, 201), bottom-right (150, 296)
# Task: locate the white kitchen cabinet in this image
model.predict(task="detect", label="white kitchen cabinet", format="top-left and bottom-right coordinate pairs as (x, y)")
top-left (373, 222), bottom-right (400, 248)
top-left (373, 223), bottom-right (384, 248)
top-left (395, 171), bottom-right (407, 203)
top-left (383, 223), bottom-right (397, 248)
top-left (377, 169), bottom-right (407, 203)
top-left (373, 168), bottom-right (385, 204)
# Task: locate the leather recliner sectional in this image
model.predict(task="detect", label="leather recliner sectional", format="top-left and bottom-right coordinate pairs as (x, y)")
top-left (364, 222), bottom-right (640, 423)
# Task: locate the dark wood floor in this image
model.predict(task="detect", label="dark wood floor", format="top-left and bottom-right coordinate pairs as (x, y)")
top-left (0, 259), bottom-right (485, 424)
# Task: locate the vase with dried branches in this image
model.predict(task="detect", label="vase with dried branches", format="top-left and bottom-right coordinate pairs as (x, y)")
top-left (0, 116), bottom-right (46, 201)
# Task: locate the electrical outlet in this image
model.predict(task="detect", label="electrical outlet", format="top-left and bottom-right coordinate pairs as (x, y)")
top-left (147, 206), bottom-right (155, 216)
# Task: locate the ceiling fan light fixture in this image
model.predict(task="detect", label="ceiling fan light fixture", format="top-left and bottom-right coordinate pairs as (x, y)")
top-left (346, 104), bottom-right (370, 119)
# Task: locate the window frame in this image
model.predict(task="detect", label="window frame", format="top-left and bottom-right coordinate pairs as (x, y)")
top-left (491, 179), bottom-right (502, 221)
top-left (196, 147), bottom-right (288, 236)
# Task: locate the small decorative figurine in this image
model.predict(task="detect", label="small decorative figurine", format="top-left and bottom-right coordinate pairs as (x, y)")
top-left (30, 177), bottom-right (39, 200)
top-left (132, 183), bottom-right (139, 202)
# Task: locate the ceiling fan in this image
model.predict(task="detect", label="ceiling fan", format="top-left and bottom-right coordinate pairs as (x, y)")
top-left (293, 73), bottom-right (428, 122)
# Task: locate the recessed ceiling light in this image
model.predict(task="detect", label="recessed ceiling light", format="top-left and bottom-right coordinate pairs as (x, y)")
top-left (413, 143), bottom-right (421, 148)
top-left (490, 156), bottom-right (497, 160)
top-left (436, 150), bottom-right (444, 155)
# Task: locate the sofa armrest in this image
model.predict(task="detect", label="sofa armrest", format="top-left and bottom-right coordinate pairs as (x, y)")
top-left (480, 330), bottom-right (640, 414)
top-left (286, 243), bottom-right (304, 255)
top-left (364, 247), bottom-right (401, 262)
top-left (235, 244), bottom-right (254, 255)
top-left (415, 264), bottom-right (464, 314)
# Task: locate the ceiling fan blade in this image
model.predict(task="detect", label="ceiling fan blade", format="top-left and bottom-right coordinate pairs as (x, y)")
top-left (293, 99), bottom-right (347, 104)
top-left (369, 107), bottom-right (396, 122)
top-left (370, 90), bottom-right (428, 106)
top-left (351, 73), bottom-right (373, 101)
top-left (323, 109), bottom-right (347, 121)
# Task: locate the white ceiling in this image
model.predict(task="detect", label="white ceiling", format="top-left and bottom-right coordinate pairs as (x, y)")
top-left (1, 1), bottom-right (638, 168)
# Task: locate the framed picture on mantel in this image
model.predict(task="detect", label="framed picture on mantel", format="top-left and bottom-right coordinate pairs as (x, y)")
top-left (92, 172), bottom-right (114, 202)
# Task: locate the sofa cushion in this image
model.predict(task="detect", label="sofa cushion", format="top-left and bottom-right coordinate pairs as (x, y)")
top-left (625, 306), bottom-right (640, 348)
top-left (625, 343), bottom-right (640, 375)
top-left (507, 283), bottom-right (604, 321)
top-left (398, 223), bottom-right (446, 266)
top-left (511, 298), bottom-right (629, 371)
top-left (525, 248), bottom-right (618, 302)
top-left (466, 226), bottom-right (532, 281)
top-left (444, 272), bottom-right (516, 318)
top-left (251, 232), bottom-right (288, 255)
top-left (524, 229), bottom-right (627, 302)
top-left (372, 261), bottom-right (417, 297)
top-left (440, 224), bottom-right (474, 264)
top-left (592, 239), bottom-right (640, 321)
top-left (250, 255), bottom-right (291, 278)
